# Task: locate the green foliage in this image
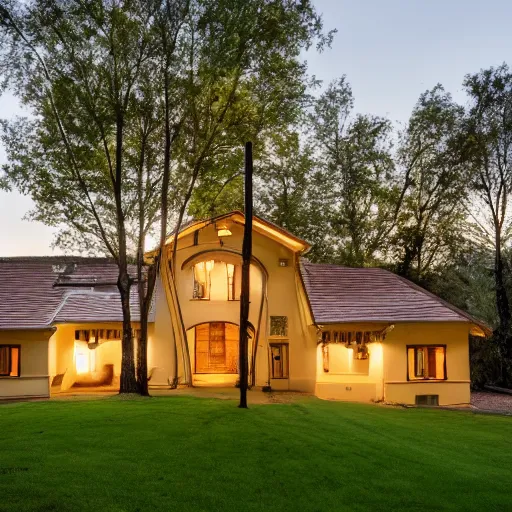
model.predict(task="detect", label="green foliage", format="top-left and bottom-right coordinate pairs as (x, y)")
top-left (393, 85), bottom-right (470, 280)
top-left (0, 0), bottom-right (330, 251)
top-left (254, 130), bottom-right (330, 259)
top-left (0, 0), bottom-right (331, 393)
top-left (461, 65), bottom-right (512, 385)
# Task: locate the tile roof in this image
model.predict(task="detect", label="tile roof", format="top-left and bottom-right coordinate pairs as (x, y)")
top-left (299, 260), bottom-right (489, 332)
top-left (0, 257), bottom-right (154, 329)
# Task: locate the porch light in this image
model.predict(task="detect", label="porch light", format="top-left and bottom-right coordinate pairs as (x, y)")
top-left (216, 222), bottom-right (232, 237)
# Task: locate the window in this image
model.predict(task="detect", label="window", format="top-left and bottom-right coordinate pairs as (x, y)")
top-left (195, 322), bottom-right (239, 374)
top-left (227, 264), bottom-right (236, 301)
top-left (407, 345), bottom-right (446, 380)
top-left (270, 316), bottom-right (288, 337)
top-left (192, 260), bottom-right (239, 300)
top-left (193, 260), bottom-right (214, 299)
top-left (416, 395), bottom-right (439, 406)
top-left (270, 343), bottom-right (289, 379)
top-left (0, 345), bottom-right (20, 377)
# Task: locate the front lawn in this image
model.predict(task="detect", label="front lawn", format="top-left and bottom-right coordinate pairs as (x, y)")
top-left (0, 396), bottom-right (510, 511)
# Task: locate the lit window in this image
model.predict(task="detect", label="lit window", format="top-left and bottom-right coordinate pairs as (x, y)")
top-left (407, 345), bottom-right (446, 380)
top-left (0, 345), bottom-right (20, 377)
top-left (193, 260), bottom-right (214, 299)
top-left (193, 260), bottom-right (240, 301)
top-left (227, 264), bottom-right (236, 301)
top-left (270, 343), bottom-right (289, 379)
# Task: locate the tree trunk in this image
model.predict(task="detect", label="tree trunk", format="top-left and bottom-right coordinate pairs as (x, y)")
top-left (494, 229), bottom-right (511, 346)
top-left (118, 269), bottom-right (137, 393)
top-left (136, 255), bottom-right (157, 396)
top-left (115, 106), bottom-right (137, 394)
top-left (239, 141), bottom-right (253, 409)
top-left (136, 303), bottom-right (150, 396)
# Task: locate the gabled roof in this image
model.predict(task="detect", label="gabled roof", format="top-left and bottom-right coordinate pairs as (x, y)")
top-left (0, 257), bottom-right (154, 330)
top-left (300, 260), bottom-right (490, 337)
top-left (162, 211), bottom-right (311, 253)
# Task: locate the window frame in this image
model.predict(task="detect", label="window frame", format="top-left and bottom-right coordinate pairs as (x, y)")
top-left (406, 344), bottom-right (447, 381)
top-left (226, 263), bottom-right (237, 301)
top-left (192, 261), bottom-right (211, 300)
top-left (269, 342), bottom-right (289, 379)
top-left (191, 261), bottom-right (241, 302)
top-left (0, 344), bottom-right (21, 378)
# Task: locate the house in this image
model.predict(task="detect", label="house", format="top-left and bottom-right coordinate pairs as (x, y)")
top-left (0, 211), bottom-right (489, 405)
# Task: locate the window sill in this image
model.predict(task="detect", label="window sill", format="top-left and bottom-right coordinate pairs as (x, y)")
top-left (408, 378), bottom-right (447, 382)
top-left (385, 380), bottom-right (471, 384)
top-left (193, 372), bottom-right (238, 375)
top-left (323, 372), bottom-right (370, 376)
top-left (0, 375), bottom-right (49, 380)
top-left (189, 299), bottom-right (240, 302)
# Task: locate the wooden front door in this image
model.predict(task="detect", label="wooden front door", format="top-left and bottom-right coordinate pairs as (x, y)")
top-left (195, 322), bottom-right (239, 374)
top-left (209, 322), bottom-right (226, 368)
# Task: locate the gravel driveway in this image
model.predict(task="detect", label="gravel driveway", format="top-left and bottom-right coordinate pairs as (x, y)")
top-left (471, 391), bottom-right (512, 414)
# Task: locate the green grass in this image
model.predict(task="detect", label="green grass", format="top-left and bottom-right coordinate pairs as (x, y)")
top-left (0, 396), bottom-right (511, 512)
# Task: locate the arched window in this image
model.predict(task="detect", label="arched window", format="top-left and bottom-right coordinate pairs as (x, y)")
top-left (192, 260), bottom-right (240, 301)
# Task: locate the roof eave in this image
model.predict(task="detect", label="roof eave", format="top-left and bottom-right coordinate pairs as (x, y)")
top-left (146, 211), bottom-right (311, 258)
top-left (0, 326), bottom-right (56, 332)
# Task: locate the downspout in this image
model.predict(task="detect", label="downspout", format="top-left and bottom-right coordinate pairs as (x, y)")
top-left (250, 266), bottom-right (268, 387)
top-left (161, 246), bottom-right (192, 386)
top-left (294, 255), bottom-right (319, 392)
top-left (169, 259), bottom-right (193, 386)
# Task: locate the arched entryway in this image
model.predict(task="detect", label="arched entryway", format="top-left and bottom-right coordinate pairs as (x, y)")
top-left (187, 322), bottom-right (244, 386)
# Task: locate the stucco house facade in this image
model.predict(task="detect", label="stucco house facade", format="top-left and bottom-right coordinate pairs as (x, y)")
top-left (0, 211), bottom-right (489, 405)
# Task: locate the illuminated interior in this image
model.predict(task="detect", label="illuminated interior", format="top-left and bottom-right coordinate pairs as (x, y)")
top-left (194, 322), bottom-right (239, 374)
top-left (322, 343), bottom-right (370, 375)
top-left (407, 346), bottom-right (446, 380)
top-left (192, 260), bottom-right (240, 301)
top-left (0, 346), bottom-right (20, 377)
top-left (74, 341), bottom-right (96, 375)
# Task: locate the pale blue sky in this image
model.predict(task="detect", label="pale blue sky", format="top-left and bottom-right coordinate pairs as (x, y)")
top-left (1, 0), bottom-right (511, 255)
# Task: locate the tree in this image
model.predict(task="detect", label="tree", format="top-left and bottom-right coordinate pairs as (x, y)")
top-left (464, 65), bottom-right (512, 353)
top-left (0, 0), bottom-right (332, 393)
top-left (255, 130), bottom-right (330, 259)
top-left (310, 77), bottom-right (401, 266)
top-left (393, 85), bottom-right (470, 281)
top-left (0, 0), bottom-right (165, 393)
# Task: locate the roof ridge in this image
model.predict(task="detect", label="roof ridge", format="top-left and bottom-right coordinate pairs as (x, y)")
top-left (164, 210), bottom-right (310, 249)
top-left (0, 256), bottom-right (115, 263)
top-left (302, 260), bottom-right (393, 271)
